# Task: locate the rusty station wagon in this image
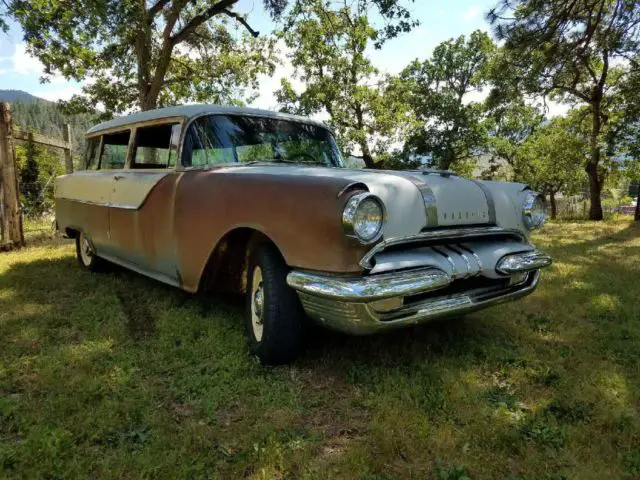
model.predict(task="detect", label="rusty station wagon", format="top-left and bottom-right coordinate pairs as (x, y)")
top-left (55, 105), bottom-right (552, 364)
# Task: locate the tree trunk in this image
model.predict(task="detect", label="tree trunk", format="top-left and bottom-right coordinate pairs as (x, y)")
top-left (635, 191), bottom-right (640, 222)
top-left (0, 102), bottom-right (25, 250)
top-left (360, 141), bottom-right (379, 169)
top-left (586, 101), bottom-right (604, 220)
top-left (549, 190), bottom-right (557, 220)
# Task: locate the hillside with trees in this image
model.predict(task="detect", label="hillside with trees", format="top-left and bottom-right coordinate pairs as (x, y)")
top-left (0, 90), bottom-right (94, 155)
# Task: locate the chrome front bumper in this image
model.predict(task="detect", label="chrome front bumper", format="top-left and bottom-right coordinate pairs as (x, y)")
top-left (286, 250), bottom-right (552, 335)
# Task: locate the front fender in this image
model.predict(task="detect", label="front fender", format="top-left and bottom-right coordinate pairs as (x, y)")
top-left (173, 170), bottom-right (369, 291)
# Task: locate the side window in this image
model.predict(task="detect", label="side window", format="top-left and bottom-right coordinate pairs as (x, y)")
top-left (100, 131), bottom-right (130, 169)
top-left (85, 137), bottom-right (100, 170)
top-left (132, 123), bottom-right (180, 169)
top-left (182, 116), bottom-right (236, 167)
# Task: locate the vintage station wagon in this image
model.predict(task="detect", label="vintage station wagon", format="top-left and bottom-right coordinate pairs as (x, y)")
top-left (55, 105), bottom-right (552, 364)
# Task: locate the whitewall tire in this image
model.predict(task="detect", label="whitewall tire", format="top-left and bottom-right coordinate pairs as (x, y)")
top-left (75, 231), bottom-right (104, 271)
top-left (244, 243), bottom-right (306, 365)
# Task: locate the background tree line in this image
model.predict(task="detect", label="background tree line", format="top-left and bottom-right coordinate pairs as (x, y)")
top-left (2, 0), bottom-right (639, 220)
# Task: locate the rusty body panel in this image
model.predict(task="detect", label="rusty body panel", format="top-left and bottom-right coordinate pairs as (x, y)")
top-left (57, 167), bottom-right (369, 293)
top-left (56, 199), bottom-right (109, 249)
top-left (173, 170), bottom-right (368, 292)
top-left (109, 173), bottom-right (182, 281)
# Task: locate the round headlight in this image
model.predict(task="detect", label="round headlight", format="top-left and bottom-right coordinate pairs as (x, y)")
top-left (522, 191), bottom-right (546, 230)
top-left (342, 193), bottom-right (385, 244)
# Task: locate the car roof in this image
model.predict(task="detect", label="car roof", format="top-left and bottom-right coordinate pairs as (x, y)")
top-left (86, 104), bottom-right (330, 135)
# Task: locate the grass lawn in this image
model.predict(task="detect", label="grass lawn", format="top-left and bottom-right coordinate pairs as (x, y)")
top-left (1, 219), bottom-right (639, 479)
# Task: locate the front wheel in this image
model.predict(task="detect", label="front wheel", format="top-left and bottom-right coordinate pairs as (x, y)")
top-left (245, 243), bottom-right (306, 365)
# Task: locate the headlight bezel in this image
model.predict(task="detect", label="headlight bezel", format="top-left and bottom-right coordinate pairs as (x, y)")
top-left (342, 192), bottom-right (385, 245)
top-left (522, 191), bottom-right (547, 230)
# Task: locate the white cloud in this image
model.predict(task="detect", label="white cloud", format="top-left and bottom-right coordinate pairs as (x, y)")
top-left (6, 42), bottom-right (68, 84)
top-left (250, 40), bottom-right (303, 111)
top-left (463, 88), bottom-right (489, 105)
top-left (463, 6), bottom-right (481, 20)
top-left (545, 100), bottom-right (571, 118)
top-left (33, 86), bottom-right (83, 102)
top-left (11, 43), bottom-right (44, 76)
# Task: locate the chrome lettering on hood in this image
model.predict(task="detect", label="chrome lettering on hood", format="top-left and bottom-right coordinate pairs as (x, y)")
top-left (387, 171), bottom-right (491, 227)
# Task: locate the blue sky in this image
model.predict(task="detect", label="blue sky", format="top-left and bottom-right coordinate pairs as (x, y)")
top-left (0, 0), bottom-right (497, 106)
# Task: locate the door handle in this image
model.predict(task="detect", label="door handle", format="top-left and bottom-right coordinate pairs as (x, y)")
top-left (114, 175), bottom-right (125, 181)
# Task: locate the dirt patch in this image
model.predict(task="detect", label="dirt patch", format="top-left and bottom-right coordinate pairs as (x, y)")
top-left (115, 285), bottom-right (156, 341)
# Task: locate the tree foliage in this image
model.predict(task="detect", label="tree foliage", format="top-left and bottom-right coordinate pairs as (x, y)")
top-left (484, 99), bottom-right (544, 178)
top-left (276, 0), bottom-right (416, 168)
top-left (613, 54), bottom-right (640, 219)
top-left (0, 1), bottom-right (8, 34)
top-left (488, 0), bottom-right (640, 220)
top-left (514, 116), bottom-right (587, 218)
top-left (9, 0), bottom-right (286, 116)
top-left (398, 30), bottom-right (496, 170)
top-left (15, 139), bottom-right (65, 215)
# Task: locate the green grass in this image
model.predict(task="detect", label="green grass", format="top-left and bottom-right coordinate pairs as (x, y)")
top-left (1, 220), bottom-right (639, 479)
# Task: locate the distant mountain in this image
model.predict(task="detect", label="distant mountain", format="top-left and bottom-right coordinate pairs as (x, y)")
top-left (0, 90), bottom-right (95, 155)
top-left (0, 89), bottom-right (46, 104)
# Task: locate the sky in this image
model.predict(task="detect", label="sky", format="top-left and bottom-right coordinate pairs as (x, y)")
top-left (0, 0), bottom-right (539, 111)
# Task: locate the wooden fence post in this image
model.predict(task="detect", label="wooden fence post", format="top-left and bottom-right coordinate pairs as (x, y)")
top-left (0, 102), bottom-right (25, 250)
top-left (62, 123), bottom-right (73, 173)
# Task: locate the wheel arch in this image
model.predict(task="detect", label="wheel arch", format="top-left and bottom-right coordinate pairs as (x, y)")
top-left (64, 226), bottom-right (80, 239)
top-left (197, 226), bottom-right (286, 295)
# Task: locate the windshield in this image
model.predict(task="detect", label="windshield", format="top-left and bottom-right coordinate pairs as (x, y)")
top-left (182, 114), bottom-right (344, 168)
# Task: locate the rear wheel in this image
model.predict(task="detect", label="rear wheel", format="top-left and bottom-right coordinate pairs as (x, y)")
top-left (245, 243), bottom-right (305, 365)
top-left (75, 231), bottom-right (104, 271)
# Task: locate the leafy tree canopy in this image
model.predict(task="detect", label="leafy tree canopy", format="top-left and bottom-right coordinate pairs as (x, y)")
top-left (516, 115), bottom-right (588, 218)
top-left (398, 30), bottom-right (496, 171)
top-left (276, 0), bottom-right (417, 168)
top-left (9, 0), bottom-right (289, 117)
top-left (488, 0), bottom-right (640, 220)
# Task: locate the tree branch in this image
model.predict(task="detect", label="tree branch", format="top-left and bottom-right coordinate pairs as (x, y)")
top-left (171, 0), bottom-right (238, 45)
top-left (221, 8), bottom-right (259, 37)
top-left (148, 0), bottom-right (172, 18)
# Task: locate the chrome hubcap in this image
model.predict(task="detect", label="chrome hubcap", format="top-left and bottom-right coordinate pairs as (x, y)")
top-left (251, 266), bottom-right (264, 341)
top-left (253, 287), bottom-right (264, 319)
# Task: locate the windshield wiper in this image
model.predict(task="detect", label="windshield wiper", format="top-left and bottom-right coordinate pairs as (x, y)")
top-left (272, 158), bottom-right (326, 166)
top-left (240, 158), bottom-right (326, 166)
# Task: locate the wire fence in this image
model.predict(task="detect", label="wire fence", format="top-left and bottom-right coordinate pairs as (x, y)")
top-left (18, 175), bottom-right (58, 240)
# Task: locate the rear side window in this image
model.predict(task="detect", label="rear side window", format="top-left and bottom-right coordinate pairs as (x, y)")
top-left (85, 137), bottom-right (100, 170)
top-left (100, 131), bottom-right (130, 169)
top-left (132, 123), bottom-right (181, 169)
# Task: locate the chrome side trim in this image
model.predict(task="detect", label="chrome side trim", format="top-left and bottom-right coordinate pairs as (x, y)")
top-left (286, 268), bottom-right (451, 302)
top-left (496, 251), bottom-right (552, 275)
top-left (57, 197), bottom-right (140, 210)
top-left (471, 180), bottom-right (497, 224)
top-left (359, 226), bottom-right (526, 269)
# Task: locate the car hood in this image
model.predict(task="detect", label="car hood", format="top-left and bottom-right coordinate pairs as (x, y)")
top-left (219, 164), bottom-right (522, 239)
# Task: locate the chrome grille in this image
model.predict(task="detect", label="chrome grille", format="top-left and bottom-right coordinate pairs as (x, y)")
top-left (360, 227), bottom-right (525, 270)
